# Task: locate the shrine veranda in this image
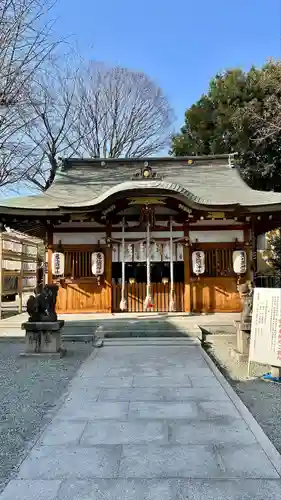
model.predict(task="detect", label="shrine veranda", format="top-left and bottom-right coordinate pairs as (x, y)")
top-left (1, 154), bottom-right (281, 314)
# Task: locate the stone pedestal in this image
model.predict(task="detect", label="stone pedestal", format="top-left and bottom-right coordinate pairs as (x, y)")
top-left (271, 366), bottom-right (281, 378)
top-left (21, 320), bottom-right (66, 357)
top-left (230, 321), bottom-right (250, 362)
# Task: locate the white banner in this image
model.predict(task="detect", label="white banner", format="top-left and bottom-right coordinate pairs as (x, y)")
top-left (112, 244), bottom-right (119, 263)
top-left (249, 288), bottom-right (281, 367)
top-left (151, 242), bottom-right (162, 262)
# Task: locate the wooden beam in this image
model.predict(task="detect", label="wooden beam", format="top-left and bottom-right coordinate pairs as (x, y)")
top-left (243, 225), bottom-right (252, 282)
top-left (105, 222), bottom-right (112, 313)
top-left (47, 226), bottom-right (53, 285)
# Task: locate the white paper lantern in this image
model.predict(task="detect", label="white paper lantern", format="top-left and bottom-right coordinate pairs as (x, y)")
top-left (192, 251), bottom-right (205, 275)
top-left (91, 252), bottom-right (105, 275)
top-left (52, 252), bottom-right (65, 276)
top-left (232, 250), bottom-right (247, 274)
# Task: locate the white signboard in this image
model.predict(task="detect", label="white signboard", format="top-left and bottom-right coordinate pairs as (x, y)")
top-left (249, 288), bottom-right (281, 367)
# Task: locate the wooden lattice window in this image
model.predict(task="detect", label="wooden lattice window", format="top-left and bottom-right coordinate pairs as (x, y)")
top-left (64, 250), bottom-right (92, 278)
top-left (200, 248), bottom-right (235, 277)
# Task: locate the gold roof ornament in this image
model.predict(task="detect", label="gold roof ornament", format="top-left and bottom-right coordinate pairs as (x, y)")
top-left (128, 198), bottom-right (166, 205)
top-left (206, 212), bottom-right (225, 219)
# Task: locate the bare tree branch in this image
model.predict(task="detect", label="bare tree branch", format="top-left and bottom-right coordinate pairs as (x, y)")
top-left (0, 0), bottom-right (61, 188)
top-left (22, 53), bottom-right (82, 189)
top-left (73, 62), bottom-right (174, 159)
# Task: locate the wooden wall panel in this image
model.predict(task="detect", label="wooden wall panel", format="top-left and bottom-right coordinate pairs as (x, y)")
top-left (191, 277), bottom-right (242, 313)
top-left (56, 280), bottom-right (111, 313)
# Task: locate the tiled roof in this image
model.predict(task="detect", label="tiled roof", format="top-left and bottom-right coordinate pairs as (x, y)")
top-left (1, 156), bottom-right (281, 212)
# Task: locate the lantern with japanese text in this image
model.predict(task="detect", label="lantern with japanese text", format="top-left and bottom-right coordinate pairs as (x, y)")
top-left (91, 252), bottom-right (105, 285)
top-left (52, 252), bottom-right (65, 276)
top-left (232, 250), bottom-right (247, 275)
top-left (192, 251), bottom-right (205, 277)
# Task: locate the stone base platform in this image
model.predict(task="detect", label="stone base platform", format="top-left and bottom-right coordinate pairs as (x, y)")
top-left (21, 320), bottom-right (65, 357)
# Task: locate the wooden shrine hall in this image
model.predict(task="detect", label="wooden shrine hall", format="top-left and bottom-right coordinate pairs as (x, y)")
top-left (1, 154), bottom-right (281, 314)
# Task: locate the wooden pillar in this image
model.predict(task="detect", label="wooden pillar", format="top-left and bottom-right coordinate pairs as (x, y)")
top-left (251, 220), bottom-right (257, 284)
top-left (183, 223), bottom-right (191, 312)
top-left (105, 223), bottom-right (112, 313)
top-left (47, 226), bottom-right (53, 285)
top-left (18, 253), bottom-right (23, 314)
top-left (244, 225), bottom-right (252, 283)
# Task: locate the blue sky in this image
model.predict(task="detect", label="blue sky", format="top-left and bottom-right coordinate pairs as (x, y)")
top-left (3, 0), bottom-right (281, 198)
top-left (52, 0), bottom-right (281, 130)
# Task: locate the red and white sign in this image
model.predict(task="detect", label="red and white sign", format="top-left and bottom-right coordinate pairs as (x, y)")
top-left (249, 288), bottom-right (281, 367)
top-left (91, 252), bottom-right (104, 276)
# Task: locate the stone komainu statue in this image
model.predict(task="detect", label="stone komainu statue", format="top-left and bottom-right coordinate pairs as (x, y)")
top-left (27, 284), bottom-right (58, 322)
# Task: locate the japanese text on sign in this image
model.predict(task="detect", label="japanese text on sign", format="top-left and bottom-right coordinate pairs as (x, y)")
top-left (249, 288), bottom-right (281, 367)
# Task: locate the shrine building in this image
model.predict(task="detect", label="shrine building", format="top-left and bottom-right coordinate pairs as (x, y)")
top-left (1, 154), bottom-right (281, 314)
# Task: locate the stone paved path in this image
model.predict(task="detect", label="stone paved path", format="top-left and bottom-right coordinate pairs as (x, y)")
top-left (1, 338), bottom-right (281, 499)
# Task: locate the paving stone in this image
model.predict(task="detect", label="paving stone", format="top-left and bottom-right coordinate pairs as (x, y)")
top-left (56, 401), bottom-right (129, 420)
top-left (133, 376), bottom-right (192, 388)
top-left (119, 444), bottom-right (222, 478)
top-left (129, 401), bottom-right (198, 420)
top-left (64, 387), bottom-right (102, 400)
top-left (0, 480), bottom-right (62, 500)
top-left (80, 420), bottom-right (168, 445)
top-left (198, 401), bottom-right (243, 420)
top-left (99, 387), bottom-right (166, 402)
top-left (189, 375), bottom-right (224, 388)
top-left (176, 479), bottom-right (281, 499)
top-left (108, 367), bottom-right (160, 377)
top-left (2, 339), bottom-right (280, 499)
top-left (91, 377), bottom-right (134, 388)
top-left (217, 444), bottom-right (279, 478)
top-left (169, 419), bottom-right (257, 446)
top-left (58, 479), bottom-right (176, 500)
top-left (18, 445), bottom-right (122, 479)
top-left (39, 420), bottom-right (87, 446)
top-left (157, 368), bottom-right (210, 378)
top-left (161, 387), bottom-right (229, 402)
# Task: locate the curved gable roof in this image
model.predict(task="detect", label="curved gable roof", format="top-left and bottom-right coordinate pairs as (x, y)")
top-left (1, 155), bottom-right (281, 212)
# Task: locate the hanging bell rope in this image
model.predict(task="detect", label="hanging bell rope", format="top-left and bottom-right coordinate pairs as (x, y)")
top-left (144, 220), bottom-right (153, 311)
top-left (169, 217), bottom-right (176, 312)
top-left (119, 218), bottom-right (127, 311)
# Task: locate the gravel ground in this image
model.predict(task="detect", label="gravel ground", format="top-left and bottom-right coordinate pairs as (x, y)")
top-left (205, 334), bottom-right (281, 454)
top-left (0, 341), bottom-right (94, 493)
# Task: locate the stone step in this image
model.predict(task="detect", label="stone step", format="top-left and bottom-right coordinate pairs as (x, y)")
top-left (102, 331), bottom-right (194, 338)
top-left (103, 337), bottom-right (200, 346)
